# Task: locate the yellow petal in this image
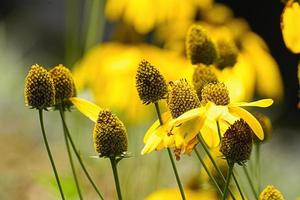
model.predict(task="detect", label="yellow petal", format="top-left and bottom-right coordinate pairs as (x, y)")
top-left (229, 106), bottom-right (264, 140)
top-left (169, 107), bottom-right (204, 127)
top-left (177, 116), bottom-right (204, 143)
top-left (229, 99), bottom-right (273, 108)
top-left (143, 112), bottom-right (171, 143)
top-left (141, 133), bottom-right (163, 155)
top-left (281, 1), bottom-right (300, 53)
top-left (69, 97), bottom-right (102, 122)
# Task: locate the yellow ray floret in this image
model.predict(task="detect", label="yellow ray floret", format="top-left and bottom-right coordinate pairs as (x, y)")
top-left (69, 97), bottom-right (102, 122)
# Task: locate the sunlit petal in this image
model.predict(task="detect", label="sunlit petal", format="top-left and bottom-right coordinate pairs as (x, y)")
top-left (70, 97), bottom-right (102, 122)
top-left (169, 107), bottom-right (204, 127)
top-left (229, 106), bottom-right (264, 140)
top-left (229, 99), bottom-right (273, 108)
top-left (141, 134), bottom-right (163, 155)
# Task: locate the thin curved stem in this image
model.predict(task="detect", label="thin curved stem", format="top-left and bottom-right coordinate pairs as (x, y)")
top-left (222, 162), bottom-right (234, 200)
top-left (59, 108), bottom-right (83, 200)
top-left (197, 135), bottom-right (236, 200)
top-left (232, 172), bottom-right (246, 200)
top-left (194, 148), bottom-right (223, 196)
top-left (256, 143), bottom-right (261, 193)
top-left (38, 109), bottom-right (65, 200)
top-left (154, 102), bottom-right (186, 200)
top-left (110, 157), bottom-right (123, 200)
top-left (59, 108), bottom-right (104, 200)
top-left (243, 165), bottom-right (258, 200)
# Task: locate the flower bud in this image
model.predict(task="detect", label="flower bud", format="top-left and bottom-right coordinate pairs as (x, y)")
top-left (167, 79), bottom-right (201, 118)
top-left (186, 24), bottom-right (218, 65)
top-left (93, 109), bottom-right (128, 157)
top-left (24, 64), bottom-right (55, 109)
top-left (259, 185), bottom-right (284, 200)
top-left (216, 39), bottom-right (238, 69)
top-left (220, 119), bottom-right (253, 165)
top-left (136, 59), bottom-right (168, 105)
top-left (201, 82), bottom-right (230, 105)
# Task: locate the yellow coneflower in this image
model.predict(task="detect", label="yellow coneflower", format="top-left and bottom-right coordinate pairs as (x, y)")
top-left (141, 79), bottom-right (203, 156)
top-left (169, 82), bottom-right (273, 147)
top-left (259, 185), bottom-right (285, 200)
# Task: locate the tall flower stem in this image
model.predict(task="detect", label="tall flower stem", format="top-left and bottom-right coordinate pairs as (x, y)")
top-left (110, 157), bottom-right (123, 200)
top-left (243, 165), bottom-right (258, 199)
top-left (59, 107), bottom-right (83, 200)
top-left (194, 148), bottom-right (223, 196)
top-left (232, 172), bottom-right (246, 200)
top-left (222, 162), bottom-right (234, 200)
top-left (215, 121), bottom-right (245, 200)
top-left (154, 102), bottom-right (186, 200)
top-left (58, 108), bottom-right (104, 200)
top-left (196, 135), bottom-right (236, 200)
top-left (38, 109), bottom-right (65, 200)
top-left (256, 143), bottom-right (261, 193)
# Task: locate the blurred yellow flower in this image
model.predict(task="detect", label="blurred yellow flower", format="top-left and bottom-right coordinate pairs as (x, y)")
top-left (145, 188), bottom-right (217, 200)
top-left (72, 43), bottom-right (193, 123)
top-left (281, 0), bottom-right (300, 53)
top-left (105, 0), bottom-right (213, 34)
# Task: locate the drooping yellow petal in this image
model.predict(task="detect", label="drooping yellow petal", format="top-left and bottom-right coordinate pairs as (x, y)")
top-left (229, 106), bottom-right (264, 140)
top-left (229, 99), bottom-right (273, 108)
top-left (177, 116), bottom-right (204, 143)
top-left (141, 133), bottom-right (163, 155)
top-left (69, 97), bottom-right (102, 122)
top-left (143, 112), bottom-right (171, 143)
top-left (281, 1), bottom-right (300, 53)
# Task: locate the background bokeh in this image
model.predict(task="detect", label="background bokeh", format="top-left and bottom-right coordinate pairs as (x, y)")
top-left (0, 0), bottom-right (299, 199)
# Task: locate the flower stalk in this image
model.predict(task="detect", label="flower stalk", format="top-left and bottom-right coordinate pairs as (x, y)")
top-left (222, 162), bottom-right (234, 200)
top-left (154, 102), bottom-right (186, 200)
top-left (59, 106), bottom-right (83, 200)
top-left (110, 157), bottom-right (123, 200)
top-left (38, 109), bottom-right (65, 200)
top-left (243, 165), bottom-right (258, 199)
top-left (58, 107), bottom-right (104, 200)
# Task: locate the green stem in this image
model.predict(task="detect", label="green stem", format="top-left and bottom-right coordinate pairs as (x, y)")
top-left (256, 143), bottom-right (261, 193)
top-left (154, 102), bottom-right (186, 200)
top-left (196, 135), bottom-right (236, 200)
top-left (222, 162), bottom-right (234, 200)
top-left (243, 165), bottom-right (258, 199)
top-left (216, 120), bottom-right (222, 140)
top-left (59, 108), bottom-right (83, 200)
top-left (194, 148), bottom-right (223, 196)
top-left (232, 172), bottom-right (246, 200)
top-left (59, 108), bottom-right (104, 200)
top-left (38, 109), bottom-right (65, 200)
top-left (110, 157), bottom-right (123, 200)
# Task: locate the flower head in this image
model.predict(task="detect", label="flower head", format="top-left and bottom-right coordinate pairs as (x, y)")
top-left (192, 65), bottom-right (218, 99)
top-left (50, 64), bottom-right (75, 106)
top-left (201, 82), bottom-right (230, 106)
top-left (216, 39), bottom-right (238, 69)
top-left (136, 59), bottom-right (168, 105)
top-left (167, 79), bottom-right (201, 118)
top-left (259, 185), bottom-right (284, 200)
top-left (186, 24), bottom-right (218, 65)
top-left (24, 64), bottom-right (55, 109)
top-left (93, 109), bottom-right (128, 157)
top-left (220, 119), bottom-right (253, 165)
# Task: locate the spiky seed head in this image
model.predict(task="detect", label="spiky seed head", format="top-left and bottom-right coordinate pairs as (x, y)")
top-left (220, 119), bottom-right (253, 165)
top-left (49, 64), bottom-right (75, 105)
top-left (216, 39), bottom-right (238, 69)
top-left (136, 59), bottom-right (168, 105)
top-left (186, 24), bottom-right (218, 65)
top-left (201, 82), bottom-right (230, 105)
top-left (167, 79), bottom-right (201, 118)
top-left (24, 64), bottom-right (55, 109)
top-left (93, 110), bottom-right (128, 157)
top-left (259, 185), bottom-right (284, 200)
top-left (192, 65), bottom-right (218, 99)
top-left (253, 113), bottom-right (272, 143)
